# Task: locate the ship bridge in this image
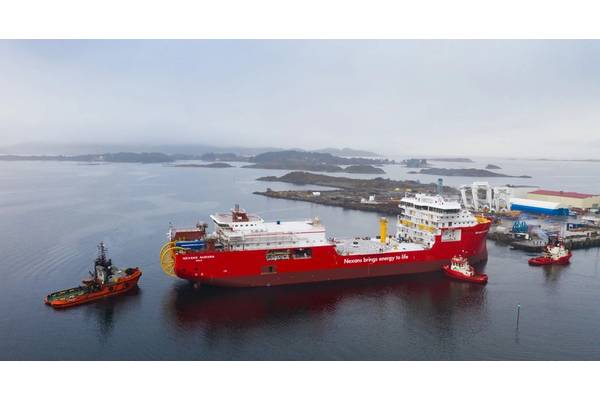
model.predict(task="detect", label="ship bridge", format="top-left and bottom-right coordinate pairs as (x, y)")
top-left (397, 194), bottom-right (478, 247)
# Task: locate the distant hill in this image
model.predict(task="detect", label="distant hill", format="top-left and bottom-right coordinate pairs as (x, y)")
top-left (344, 165), bottom-right (385, 174)
top-left (1, 148), bottom-right (396, 173)
top-left (313, 147), bottom-right (381, 158)
top-left (412, 168), bottom-right (531, 178)
top-left (1, 142), bottom-right (387, 158)
top-left (198, 152), bottom-right (251, 162)
top-left (250, 150), bottom-right (391, 166)
top-left (243, 161), bottom-right (345, 173)
top-left (401, 157), bottom-right (473, 167)
top-left (0, 152), bottom-right (174, 163)
top-left (428, 157), bottom-right (473, 162)
top-left (0, 142), bottom-right (283, 157)
top-left (174, 162), bottom-right (234, 168)
top-left (241, 150), bottom-right (394, 173)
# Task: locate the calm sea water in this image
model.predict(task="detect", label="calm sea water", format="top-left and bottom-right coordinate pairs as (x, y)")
top-left (1, 159), bottom-right (600, 360)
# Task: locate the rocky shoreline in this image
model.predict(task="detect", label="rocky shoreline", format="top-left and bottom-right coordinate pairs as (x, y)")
top-left (488, 230), bottom-right (600, 251)
top-left (254, 189), bottom-right (403, 215)
top-left (411, 167), bottom-right (531, 178)
top-left (254, 172), bottom-right (459, 215)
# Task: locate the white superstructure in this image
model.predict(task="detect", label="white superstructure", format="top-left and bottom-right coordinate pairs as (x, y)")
top-left (210, 206), bottom-right (327, 250)
top-left (397, 194), bottom-right (478, 247)
top-left (200, 197), bottom-right (482, 254)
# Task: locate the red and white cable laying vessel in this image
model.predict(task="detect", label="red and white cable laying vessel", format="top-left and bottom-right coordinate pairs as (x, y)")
top-left (160, 194), bottom-right (491, 287)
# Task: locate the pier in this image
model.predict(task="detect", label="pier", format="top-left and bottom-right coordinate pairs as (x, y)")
top-left (488, 228), bottom-right (600, 252)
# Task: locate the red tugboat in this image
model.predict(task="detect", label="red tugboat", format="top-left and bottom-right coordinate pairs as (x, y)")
top-left (45, 242), bottom-right (142, 309)
top-left (441, 255), bottom-right (488, 284)
top-left (161, 194), bottom-right (491, 287)
top-left (528, 241), bottom-right (572, 266)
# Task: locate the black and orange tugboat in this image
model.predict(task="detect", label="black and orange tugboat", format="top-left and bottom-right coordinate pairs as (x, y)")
top-left (45, 242), bottom-right (142, 309)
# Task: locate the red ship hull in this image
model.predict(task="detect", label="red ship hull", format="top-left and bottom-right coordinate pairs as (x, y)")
top-left (172, 221), bottom-right (490, 287)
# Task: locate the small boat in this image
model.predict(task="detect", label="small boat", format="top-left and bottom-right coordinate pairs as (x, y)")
top-left (45, 242), bottom-right (142, 309)
top-left (528, 241), bottom-right (572, 266)
top-left (441, 255), bottom-right (488, 284)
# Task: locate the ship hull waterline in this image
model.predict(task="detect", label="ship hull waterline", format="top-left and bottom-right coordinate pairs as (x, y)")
top-left (191, 255), bottom-right (487, 288)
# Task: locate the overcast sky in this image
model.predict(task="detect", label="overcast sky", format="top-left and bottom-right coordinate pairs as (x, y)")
top-left (1, 40), bottom-right (599, 157)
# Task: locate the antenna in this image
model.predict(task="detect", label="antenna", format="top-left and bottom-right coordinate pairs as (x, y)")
top-left (95, 241), bottom-right (112, 268)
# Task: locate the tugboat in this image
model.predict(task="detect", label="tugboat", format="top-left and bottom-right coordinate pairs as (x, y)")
top-left (45, 242), bottom-right (142, 309)
top-left (441, 255), bottom-right (488, 284)
top-left (528, 240), bottom-right (572, 266)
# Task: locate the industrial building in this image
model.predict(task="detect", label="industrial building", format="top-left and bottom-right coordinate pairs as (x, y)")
top-left (509, 198), bottom-right (569, 216)
top-left (526, 190), bottom-right (600, 210)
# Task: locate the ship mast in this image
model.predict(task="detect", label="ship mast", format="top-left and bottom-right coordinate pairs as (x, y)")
top-left (94, 241), bottom-right (113, 283)
top-left (95, 241), bottom-right (112, 267)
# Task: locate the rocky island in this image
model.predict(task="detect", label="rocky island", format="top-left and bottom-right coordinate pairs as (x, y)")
top-left (429, 157), bottom-right (473, 162)
top-left (255, 172), bottom-right (459, 215)
top-left (343, 165), bottom-right (385, 174)
top-left (401, 157), bottom-right (473, 168)
top-left (410, 168), bottom-right (531, 178)
top-left (314, 147), bottom-right (382, 157)
top-left (242, 150), bottom-right (392, 174)
top-left (198, 152), bottom-right (251, 162)
top-left (244, 162), bottom-right (345, 173)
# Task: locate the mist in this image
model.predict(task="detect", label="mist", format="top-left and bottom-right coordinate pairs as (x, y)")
top-left (1, 40), bottom-right (599, 158)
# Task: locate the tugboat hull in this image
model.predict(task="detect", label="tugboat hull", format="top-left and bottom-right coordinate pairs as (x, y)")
top-left (528, 253), bottom-right (572, 266)
top-left (441, 264), bottom-right (488, 284)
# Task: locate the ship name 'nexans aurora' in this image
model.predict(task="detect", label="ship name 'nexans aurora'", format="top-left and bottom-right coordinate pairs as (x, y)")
top-left (160, 195), bottom-right (490, 287)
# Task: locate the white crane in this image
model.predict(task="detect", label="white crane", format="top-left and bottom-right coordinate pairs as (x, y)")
top-left (460, 182), bottom-right (512, 212)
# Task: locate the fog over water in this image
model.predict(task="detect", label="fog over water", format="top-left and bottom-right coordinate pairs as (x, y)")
top-left (1, 40), bottom-right (600, 158)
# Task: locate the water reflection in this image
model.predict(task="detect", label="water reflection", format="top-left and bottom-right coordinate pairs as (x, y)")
top-left (540, 264), bottom-right (568, 285)
top-left (4, 160), bottom-right (600, 360)
top-left (81, 287), bottom-right (142, 341)
top-left (162, 270), bottom-right (488, 342)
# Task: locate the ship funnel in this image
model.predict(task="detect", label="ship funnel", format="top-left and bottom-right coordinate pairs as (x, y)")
top-left (380, 217), bottom-right (388, 244)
